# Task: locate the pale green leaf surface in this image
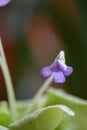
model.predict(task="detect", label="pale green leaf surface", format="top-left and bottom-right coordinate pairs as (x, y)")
top-left (9, 105), bottom-right (74, 130)
top-left (45, 88), bottom-right (87, 130)
top-left (0, 126), bottom-right (8, 130)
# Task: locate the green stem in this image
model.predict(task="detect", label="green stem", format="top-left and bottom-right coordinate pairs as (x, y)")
top-left (34, 74), bottom-right (54, 100)
top-left (0, 39), bottom-right (17, 120)
top-left (24, 74), bottom-right (54, 114)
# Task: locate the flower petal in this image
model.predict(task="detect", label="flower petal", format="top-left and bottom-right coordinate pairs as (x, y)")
top-left (64, 66), bottom-right (73, 76)
top-left (0, 0), bottom-right (11, 7)
top-left (57, 59), bottom-right (67, 71)
top-left (50, 60), bottom-right (59, 72)
top-left (53, 71), bottom-right (66, 83)
top-left (40, 66), bottom-right (52, 78)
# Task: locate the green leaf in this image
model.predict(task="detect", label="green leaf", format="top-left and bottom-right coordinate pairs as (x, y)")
top-left (45, 88), bottom-right (87, 130)
top-left (0, 102), bottom-right (11, 127)
top-left (9, 105), bottom-right (74, 130)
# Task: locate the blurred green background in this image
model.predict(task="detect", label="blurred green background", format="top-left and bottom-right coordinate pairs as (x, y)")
top-left (0, 0), bottom-right (87, 100)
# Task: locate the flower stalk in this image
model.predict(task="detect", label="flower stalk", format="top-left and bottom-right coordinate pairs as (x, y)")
top-left (0, 38), bottom-right (17, 120)
top-left (34, 73), bottom-right (54, 100)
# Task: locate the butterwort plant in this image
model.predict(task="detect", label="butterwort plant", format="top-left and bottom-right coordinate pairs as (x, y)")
top-left (0, 38), bottom-right (76, 130)
top-left (0, 37), bottom-right (87, 130)
top-left (0, 1), bottom-right (87, 130)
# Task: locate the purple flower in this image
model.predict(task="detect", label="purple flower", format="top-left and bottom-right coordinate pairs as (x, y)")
top-left (40, 59), bottom-right (73, 83)
top-left (0, 0), bottom-right (11, 7)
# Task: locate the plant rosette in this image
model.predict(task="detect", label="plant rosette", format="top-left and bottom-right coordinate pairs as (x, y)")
top-left (0, 38), bottom-right (87, 130)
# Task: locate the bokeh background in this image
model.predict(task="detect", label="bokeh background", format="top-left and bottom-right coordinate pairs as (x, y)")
top-left (0, 0), bottom-right (87, 100)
